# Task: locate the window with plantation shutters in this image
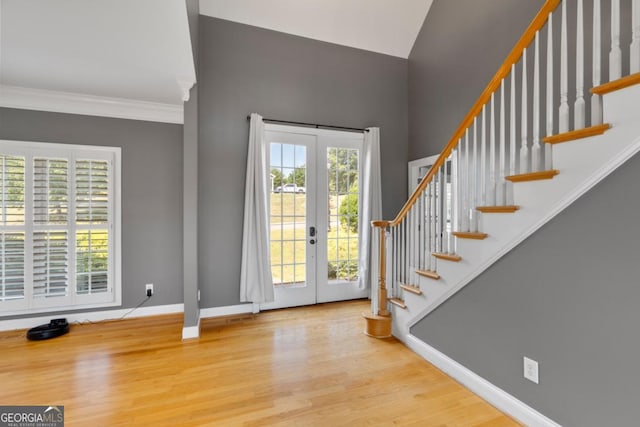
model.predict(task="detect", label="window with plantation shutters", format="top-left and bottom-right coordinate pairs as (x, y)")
top-left (0, 141), bottom-right (121, 315)
top-left (0, 155), bottom-right (25, 302)
top-left (75, 160), bottom-right (109, 296)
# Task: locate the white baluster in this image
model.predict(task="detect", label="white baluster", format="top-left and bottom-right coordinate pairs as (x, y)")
top-left (392, 226), bottom-right (397, 288)
top-left (546, 13), bottom-right (555, 170)
top-left (532, 31), bottom-right (542, 172)
top-left (560, 1), bottom-right (569, 133)
top-left (471, 119), bottom-right (478, 232)
top-left (592, 0), bottom-right (603, 126)
top-left (489, 93), bottom-right (497, 205)
top-left (520, 48), bottom-right (529, 174)
top-left (423, 193), bottom-right (428, 269)
top-left (632, 0), bottom-right (640, 73)
top-left (437, 167), bottom-right (443, 255)
top-left (575, 0), bottom-right (586, 130)
top-left (400, 221), bottom-right (407, 284)
top-left (465, 129), bottom-right (471, 224)
top-left (430, 181), bottom-right (436, 270)
top-left (423, 191), bottom-right (429, 269)
top-left (509, 64), bottom-right (517, 205)
top-left (458, 138), bottom-right (468, 232)
top-left (481, 106), bottom-right (487, 206)
top-left (443, 160), bottom-right (451, 253)
top-left (402, 220), bottom-right (406, 284)
top-left (610, 0), bottom-right (622, 81)
top-left (410, 209), bottom-right (414, 283)
top-left (499, 80), bottom-right (506, 204)
top-left (415, 205), bottom-right (420, 274)
top-left (451, 148), bottom-right (458, 237)
top-left (418, 195), bottom-right (423, 273)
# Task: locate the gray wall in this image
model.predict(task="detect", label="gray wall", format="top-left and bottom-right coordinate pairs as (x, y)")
top-left (412, 151), bottom-right (640, 426)
top-left (0, 108), bottom-right (184, 317)
top-left (408, 0), bottom-right (545, 160)
top-left (198, 17), bottom-right (409, 307)
top-left (183, 0), bottom-right (200, 328)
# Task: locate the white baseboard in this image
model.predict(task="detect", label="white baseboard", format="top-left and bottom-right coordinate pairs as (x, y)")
top-left (0, 303), bottom-right (184, 332)
top-left (406, 334), bottom-right (561, 427)
top-left (1, 302), bottom-right (259, 334)
top-left (182, 318), bottom-right (200, 340)
top-left (199, 303), bottom-right (255, 319)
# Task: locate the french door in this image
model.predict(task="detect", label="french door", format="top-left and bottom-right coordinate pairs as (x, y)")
top-left (260, 124), bottom-right (368, 310)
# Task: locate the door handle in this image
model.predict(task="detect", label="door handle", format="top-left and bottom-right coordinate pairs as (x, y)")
top-left (309, 226), bottom-right (316, 237)
top-left (309, 239), bottom-right (316, 245)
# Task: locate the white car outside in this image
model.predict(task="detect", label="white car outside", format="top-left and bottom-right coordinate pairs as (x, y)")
top-left (274, 183), bottom-right (305, 193)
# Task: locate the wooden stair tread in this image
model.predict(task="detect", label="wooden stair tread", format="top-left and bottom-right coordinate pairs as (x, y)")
top-left (453, 231), bottom-right (488, 240)
top-left (388, 298), bottom-right (407, 309)
top-left (399, 284), bottom-right (423, 295)
top-left (591, 72), bottom-right (640, 95)
top-left (543, 124), bottom-right (611, 144)
top-left (416, 269), bottom-right (440, 280)
top-left (433, 252), bottom-right (462, 262)
top-left (476, 205), bottom-right (520, 213)
top-left (506, 169), bottom-right (559, 182)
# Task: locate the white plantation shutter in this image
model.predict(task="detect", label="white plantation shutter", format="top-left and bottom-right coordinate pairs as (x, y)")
top-left (0, 141), bottom-right (120, 315)
top-left (33, 231), bottom-right (69, 298)
top-left (33, 158), bottom-right (68, 225)
top-left (75, 160), bottom-right (110, 295)
top-left (0, 234), bottom-right (25, 301)
top-left (32, 158), bottom-right (69, 300)
top-left (0, 155), bottom-right (26, 302)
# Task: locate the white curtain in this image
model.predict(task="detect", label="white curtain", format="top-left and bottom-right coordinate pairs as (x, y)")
top-left (240, 113), bottom-right (274, 303)
top-left (359, 127), bottom-right (383, 290)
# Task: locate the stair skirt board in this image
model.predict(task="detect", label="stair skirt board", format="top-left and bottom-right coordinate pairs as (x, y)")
top-left (389, 86), bottom-right (640, 345)
top-left (406, 335), bottom-right (561, 427)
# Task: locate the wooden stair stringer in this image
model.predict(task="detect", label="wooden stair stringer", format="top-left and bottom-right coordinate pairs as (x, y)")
top-left (389, 84), bottom-right (640, 342)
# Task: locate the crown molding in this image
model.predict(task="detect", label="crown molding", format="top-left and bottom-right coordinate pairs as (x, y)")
top-left (0, 85), bottom-right (184, 124)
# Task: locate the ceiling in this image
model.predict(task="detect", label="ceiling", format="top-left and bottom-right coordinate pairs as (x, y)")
top-left (0, 0), bottom-right (432, 123)
top-left (0, 0), bottom-right (196, 120)
top-left (200, 0), bottom-right (433, 59)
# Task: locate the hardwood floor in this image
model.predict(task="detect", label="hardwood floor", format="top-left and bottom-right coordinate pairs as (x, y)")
top-left (0, 300), bottom-right (519, 426)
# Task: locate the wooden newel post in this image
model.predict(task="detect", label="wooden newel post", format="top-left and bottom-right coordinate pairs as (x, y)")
top-left (362, 220), bottom-right (392, 338)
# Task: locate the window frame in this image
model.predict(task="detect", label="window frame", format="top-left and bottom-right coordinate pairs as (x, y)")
top-left (0, 139), bottom-right (122, 316)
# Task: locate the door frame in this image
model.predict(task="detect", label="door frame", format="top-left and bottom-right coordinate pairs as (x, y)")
top-left (260, 123), bottom-right (368, 310)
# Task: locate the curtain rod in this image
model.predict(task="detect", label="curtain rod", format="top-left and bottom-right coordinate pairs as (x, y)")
top-left (246, 116), bottom-right (369, 133)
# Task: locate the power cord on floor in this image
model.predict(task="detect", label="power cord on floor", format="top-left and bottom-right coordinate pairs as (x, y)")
top-left (72, 295), bottom-right (152, 325)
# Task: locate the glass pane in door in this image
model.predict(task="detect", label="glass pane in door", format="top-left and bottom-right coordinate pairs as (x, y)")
top-left (270, 143), bottom-right (307, 287)
top-left (326, 147), bottom-right (359, 284)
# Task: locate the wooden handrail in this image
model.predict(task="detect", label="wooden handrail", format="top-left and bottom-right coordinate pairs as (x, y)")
top-left (385, 0), bottom-right (562, 227)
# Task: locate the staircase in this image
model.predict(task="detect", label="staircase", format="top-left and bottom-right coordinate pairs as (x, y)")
top-left (363, 0), bottom-right (640, 343)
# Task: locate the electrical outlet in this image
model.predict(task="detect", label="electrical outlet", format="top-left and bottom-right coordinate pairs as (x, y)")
top-left (523, 357), bottom-right (539, 384)
top-left (145, 283), bottom-right (154, 297)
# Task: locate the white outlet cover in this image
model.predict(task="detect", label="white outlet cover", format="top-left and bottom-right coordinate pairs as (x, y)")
top-left (145, 284), bottom-right (153, 291)
top-left (523, 357), bottom-right (539, 384)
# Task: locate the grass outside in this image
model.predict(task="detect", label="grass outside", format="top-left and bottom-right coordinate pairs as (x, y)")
top-left (270, 228), bottom-right (359, 284)
top-left (270, 193), bottom-right (350, 222)
top-left (270, 192), bottom-right (359, 285)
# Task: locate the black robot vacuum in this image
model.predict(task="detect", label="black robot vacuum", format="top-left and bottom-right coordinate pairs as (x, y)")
top-left (27, 318), bottom-right (69, 341)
